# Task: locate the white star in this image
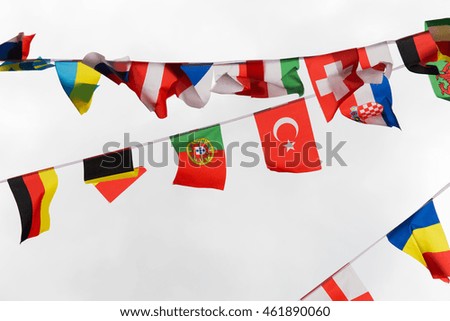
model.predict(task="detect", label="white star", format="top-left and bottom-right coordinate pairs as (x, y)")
top-left (284, 140), bottom-right (295, 151)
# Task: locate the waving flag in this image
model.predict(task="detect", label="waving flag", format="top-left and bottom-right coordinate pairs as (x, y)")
top-left (339, 76), bottom-right (399, 128)
top-left (125, 62), bottom-right (178, 118)
top-left (0, 32), bottom-right (35, 61)
top-left (426, 18), bottom-right (450, 60)
top-left (176, 63), bottom-right (213, 108)
top-left (82, 52), bottom-right (131, 84)
top-left (425, 18), bottom-right (450, 101)
top-left (357, 42), bottom-right (393, 82)
top-left (7, 168), bottom-right (58, 243)
top-left (305, 48), bottom-right (363, 122)
top-left (83, 148), bottom-right (137, 184)
top-left (171, 125), bottom-right (226, 190)
top-left (84, 149), bottom-right (145, 201)
top-left (387, 200), bottom-right (450, 282)
top-left (93, 166), bottom-right (147, 202)
top-left (396, 32), bottom-right (439, 75)
top-left (55, 61), bottom-right (101, 114)
top-left (212, 58), bottom-right (304, 98)
top-left (301, 264), bottom-right (373, 301)
top-left (0, 57), bottom-right (53, 72)
top-left (254, 99), bottom-right (321, 173)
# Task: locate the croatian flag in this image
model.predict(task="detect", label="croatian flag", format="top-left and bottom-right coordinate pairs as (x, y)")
top-left (339, 76), bottom-right (400, 128)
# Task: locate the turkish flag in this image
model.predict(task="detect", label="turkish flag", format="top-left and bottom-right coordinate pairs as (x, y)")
top-left (254, 99), bottom-right (321, 173)
top-left (305, 48), bottom-right (363, 122)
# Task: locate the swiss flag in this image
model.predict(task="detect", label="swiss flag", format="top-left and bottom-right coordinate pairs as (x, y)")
top-left (305, 48), bottom-right (363, 122)
top-left (254, 99), bottom-right (321, 173)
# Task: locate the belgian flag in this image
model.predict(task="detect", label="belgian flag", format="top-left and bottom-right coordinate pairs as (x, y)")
top-left (84, 148), bottom-right (146, 202)
top-left (7, 168), bottom-right (58, 243)
top-left (396, 31), bottom-right (440, 75)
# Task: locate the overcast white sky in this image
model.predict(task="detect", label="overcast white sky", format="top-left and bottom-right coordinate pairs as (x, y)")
top-left (0, 0), bottom-right (450, 300)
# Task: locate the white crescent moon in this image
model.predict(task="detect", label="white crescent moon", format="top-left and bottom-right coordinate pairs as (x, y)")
top-left (273, 117), bottom-right (299, 141)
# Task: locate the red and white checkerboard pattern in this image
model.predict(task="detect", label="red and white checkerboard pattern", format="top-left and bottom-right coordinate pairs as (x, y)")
top-left (358, 102), bottom-right (384, 122)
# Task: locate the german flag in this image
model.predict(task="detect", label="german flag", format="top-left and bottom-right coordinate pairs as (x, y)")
top-left (396, 31), bottom-right (440, 75)
top-left (84, 148), bottom-right (146, 202)
top-left (7, 168), bottom-right (58, 243)
top-left (83, 148), bottom-right (136, 184)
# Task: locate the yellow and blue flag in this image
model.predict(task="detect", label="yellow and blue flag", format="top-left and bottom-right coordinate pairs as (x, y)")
top-left (387, 200), bottom-right (450, 282)
top-left (0, 57), bottom-right (53, 72)
top-left (55, 61), bottom-right (101, 115)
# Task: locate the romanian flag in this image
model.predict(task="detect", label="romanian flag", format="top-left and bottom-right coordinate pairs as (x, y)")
top-left (387, 200), bottom-right (450, 282)
top-left (0, 32), bottom-right (34, 61)
top-left (171, 125), bottom-right (226, 190)
top-left (84, 148), bottom-right (146, 202)
top-left (7, 168), bottom-right (58, 243)
top-left (55, 61), bottom-right (101, 114)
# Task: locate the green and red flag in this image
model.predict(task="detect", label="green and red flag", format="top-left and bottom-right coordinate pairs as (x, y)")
top-left (171, 125), bottom-right (226, 190)
top-left (425, 18), bottom-right (450, 101)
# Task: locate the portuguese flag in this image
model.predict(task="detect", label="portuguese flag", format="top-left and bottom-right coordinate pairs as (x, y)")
top-left (7, 168), bottom-right (58, 243)
top-left (171, 124), bottom-right (226, 190)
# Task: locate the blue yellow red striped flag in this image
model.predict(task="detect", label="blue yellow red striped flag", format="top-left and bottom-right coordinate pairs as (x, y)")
top-left (387, 200), bottom-right (450, 282)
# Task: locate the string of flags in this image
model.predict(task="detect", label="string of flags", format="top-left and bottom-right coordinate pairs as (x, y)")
top-left (300, 182), bottom-right (450, 301)
top-left (1, 18), bottom-right (450, 299)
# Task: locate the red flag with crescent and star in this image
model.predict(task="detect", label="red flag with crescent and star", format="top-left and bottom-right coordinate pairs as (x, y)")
top-left (254, 99), bottom-right (321, 173)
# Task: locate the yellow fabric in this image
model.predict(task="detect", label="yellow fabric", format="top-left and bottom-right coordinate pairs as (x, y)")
top-left (403, 223), bottom-right (450, 267)
top-left (437, 51), bottom-right (450, 62)
top-left (70, 62), bottom-right (101, 115)
top-left (38, 168), bottom-right (58, 234)
top-left (86, 167), bottom-right (140, 185)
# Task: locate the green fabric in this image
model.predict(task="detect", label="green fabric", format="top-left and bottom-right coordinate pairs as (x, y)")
top-left (171, 124), bottom-right (224, 154)
top-left (280, 57), bottom-right (304, 96)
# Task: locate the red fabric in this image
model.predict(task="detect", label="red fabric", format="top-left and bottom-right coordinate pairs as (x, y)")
top-left (254, 99), bottom-right (321, 173)
top-left (174, 150), bottom-right (226, 190)
top-left (94, 167), bottom-right (147, 203)
top-left (22, 172), bottom-right (45, 238)
top-left (236, 60), bottom-right (269, 98)
top-left (305, 48), bottom-right (362, 122)
top-left (21, 34), bottom-right (35, 60)
top-left (352, 292), bottom-right (374, 301)
top-left (321, 278), bottom-right (349, 301)
top-left (413, 32), bottom-right (438, 64)
top-left (423, 250), bottom-right (450, 282)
